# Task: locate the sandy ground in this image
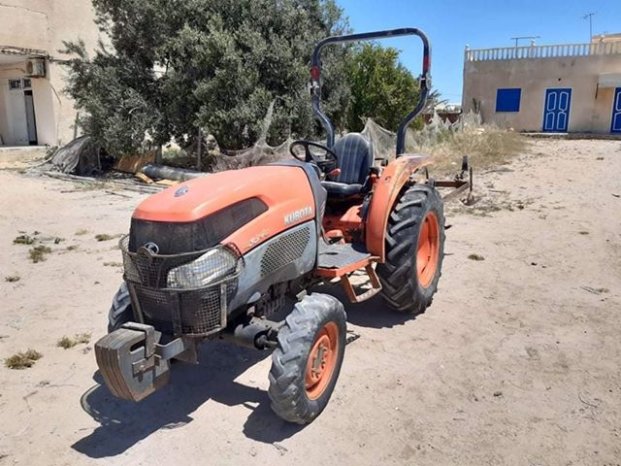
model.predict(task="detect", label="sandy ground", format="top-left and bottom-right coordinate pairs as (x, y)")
top-left (0, 139), bottom-right (620, 466)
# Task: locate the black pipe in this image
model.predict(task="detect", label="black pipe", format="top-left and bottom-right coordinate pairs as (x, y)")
top-left (141, 163), bottom-right (207, 182)
top-left (310, 27), bottom-right (431, 155)
top-left (222, 317), bottom-right (280, 350)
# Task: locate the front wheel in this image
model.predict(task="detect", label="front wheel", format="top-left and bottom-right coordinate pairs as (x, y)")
top-left (376, 183), bottom-right (446, 314)
top-left (268, 293), bottom-right (347, 424)
top-left (107, 282), bottom-right (133, 333)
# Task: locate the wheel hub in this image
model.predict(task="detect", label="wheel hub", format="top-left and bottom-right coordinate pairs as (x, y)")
top-left (416, 211), bottom-right (440, 288)
top-left (305, 323), bottom-right (339, 400)
top-left (308, 336), bottom-right (330, 380)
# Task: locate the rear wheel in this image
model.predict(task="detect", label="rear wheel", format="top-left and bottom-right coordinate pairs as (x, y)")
top-left (107, 282), bottom-right (133, 333)
top-left (268, 293), bottom-right (346, 424)
top-left (376, 183), bottom-right (445, 314)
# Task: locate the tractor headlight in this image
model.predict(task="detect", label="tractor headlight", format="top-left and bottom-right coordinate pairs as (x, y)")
top-left (166, 247), bottom-right (239, 289)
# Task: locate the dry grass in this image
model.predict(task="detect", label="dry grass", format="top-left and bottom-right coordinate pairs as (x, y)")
top-left (4, 274), bottom-right (20, 283)
top-left (57, 333), bottom-right (91, 349)
top-left (29, 245), bottom-right (52, 263)
top-left (75, 229), bottom-right (89, 236)
top-left (156, 120), bottom-right (524, 177)
top-left (468, 254), bottom-right (486, 261)
top-left (5, 349), bottom-right (42, 369)
top-left (95, 233), bottom-right (121, 242)
top-left (103, 261), bottom-right (123, 267)
top-left (72, 181), bottom-right (111, 191)
top-left (13, 234), bottom-right (35, 245)
top-left (408, 125), bottom-right (528, 176)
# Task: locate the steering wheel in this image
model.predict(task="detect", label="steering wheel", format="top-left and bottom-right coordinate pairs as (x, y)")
top-left (289, 140), bottom-right (338, 173)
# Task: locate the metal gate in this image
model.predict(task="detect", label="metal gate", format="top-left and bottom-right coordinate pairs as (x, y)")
top-left (612, 88), bottom-right (621, 134)
top-left (543, 88), bottom-right (572, 132)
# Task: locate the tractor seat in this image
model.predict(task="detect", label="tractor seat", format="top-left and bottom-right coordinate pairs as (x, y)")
top-left (321, 133), bottom-right (373, 198)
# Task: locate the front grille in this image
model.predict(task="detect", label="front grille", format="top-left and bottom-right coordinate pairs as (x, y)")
top-left (260, 224), bottom-right (311, 277)
top-left (120, 236), bottom-right (242, 336)
top-left (131, 284), bottom-right (233, 336)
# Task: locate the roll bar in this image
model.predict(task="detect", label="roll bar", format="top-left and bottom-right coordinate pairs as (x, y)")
top-left (310, 28), bottom-right (431, 156)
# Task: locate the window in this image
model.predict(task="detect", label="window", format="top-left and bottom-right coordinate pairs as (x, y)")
top-left (23, 79), bottom-right (32, 89)
top-left (8, 79), bottom-right (21, 90)
top-left (496, 88), bottom-right (522, 112)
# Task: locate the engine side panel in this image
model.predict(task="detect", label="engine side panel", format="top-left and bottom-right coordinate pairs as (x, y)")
top-left (229, 220), bottom-right (317, 311)
top-left (132, 166), bottom-right (316, 254)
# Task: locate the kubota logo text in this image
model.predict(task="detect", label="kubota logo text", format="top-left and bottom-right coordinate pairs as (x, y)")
top-left (284, 206), bottom-right (312, 225)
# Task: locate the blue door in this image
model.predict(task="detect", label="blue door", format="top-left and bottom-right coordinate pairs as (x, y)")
top-left (543, 88), bottom-right (572, 132)
top-left (612, 88), bottom-right (621, 134)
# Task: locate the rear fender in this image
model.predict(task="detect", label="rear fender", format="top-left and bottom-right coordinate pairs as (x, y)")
top-left (365, 155), bottom-right (432, 260)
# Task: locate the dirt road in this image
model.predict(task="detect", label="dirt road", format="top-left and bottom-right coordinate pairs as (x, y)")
top-left (0, 139), bottom-right (620, 465)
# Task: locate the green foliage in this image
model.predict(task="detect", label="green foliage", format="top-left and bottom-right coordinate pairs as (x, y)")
top-left (62, 1), bottom-right (444, 155)
top-left (345, 44), bottom-right (421, 132)
top-left (62, 0), bottom-right (351, 153)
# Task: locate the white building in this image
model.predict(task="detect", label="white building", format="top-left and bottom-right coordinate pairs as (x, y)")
top-left (462, 34), bottom-right (621, 134)
top-left (0, 0), bottom-right (99, 146)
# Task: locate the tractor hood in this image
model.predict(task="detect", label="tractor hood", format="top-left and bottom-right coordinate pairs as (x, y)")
top-left (131, 165), bottom-right (317, 254)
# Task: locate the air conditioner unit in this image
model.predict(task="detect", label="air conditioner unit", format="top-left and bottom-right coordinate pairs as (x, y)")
top-left (26, 58), bottom-right (46, 78)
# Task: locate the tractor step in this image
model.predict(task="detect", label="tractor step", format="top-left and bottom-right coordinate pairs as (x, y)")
top-left (339, 264), bottom-right (382, 303)
top-left (316, 242), bottom-right (382, 303)
top-left (317, 242), bottom-right (371, 273)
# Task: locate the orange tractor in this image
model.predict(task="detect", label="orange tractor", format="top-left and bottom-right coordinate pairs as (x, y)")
top-left (95, 28), bottom-right (471, 424)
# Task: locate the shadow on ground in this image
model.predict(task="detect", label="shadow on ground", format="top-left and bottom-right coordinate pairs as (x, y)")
top-left (72, 289), bottom-right (412, 459)
top-left (72, 340), bottom-right (304, 459)
top-left (315, 282), bottom-right (415, 329)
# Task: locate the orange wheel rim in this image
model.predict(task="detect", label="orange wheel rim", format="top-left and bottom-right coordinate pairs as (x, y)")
top-left (305, 322), bottom-right (339, 400)
top-left (416, 211), bottom-right (440, 288)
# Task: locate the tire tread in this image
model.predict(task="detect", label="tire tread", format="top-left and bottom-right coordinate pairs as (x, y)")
top-left (268, 293), bottom-right (346, 424)
top-left (376, 183), bottom-right (446, 314)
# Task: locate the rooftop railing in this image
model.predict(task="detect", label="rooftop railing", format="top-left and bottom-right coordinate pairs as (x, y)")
top-left (465, 41), bottom-right (621, 62)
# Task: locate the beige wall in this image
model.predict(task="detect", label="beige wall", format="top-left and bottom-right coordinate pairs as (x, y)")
top-left (0, 1), bottom-right (49, 50)
top-left (463, 54), bottom-right (621, 133)
top-left (0, 0), bottom-right (100, 146)
top-left (593, 33), bottom-right (621, 44)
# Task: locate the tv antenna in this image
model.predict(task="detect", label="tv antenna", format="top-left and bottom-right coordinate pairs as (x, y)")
top-left (583, 12), bottom-right (596, 41)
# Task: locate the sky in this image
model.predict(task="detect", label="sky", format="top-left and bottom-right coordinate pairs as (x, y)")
top-left (337, 0), bottom-right (621, 104)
